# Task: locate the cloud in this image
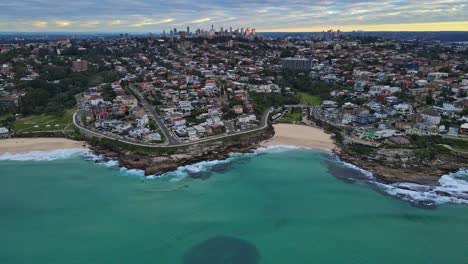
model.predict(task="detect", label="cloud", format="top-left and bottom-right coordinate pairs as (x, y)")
top-left (80, 21), bottom-right (100, 28)
top-left (191, 18), bottom-right (211, 23)
top-left (0, 0), bottom-right (465, 32)
top-left (110, 20), bottom-right (122, 26)
top-left (32, 21), bottom-right (48, 28)
top-left (55, 20), bottom-right (71, 27)
top-left (129, 18), bottom-right (173, 27)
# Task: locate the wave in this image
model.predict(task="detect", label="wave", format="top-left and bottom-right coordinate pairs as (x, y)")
top-left (254, 145), bottom-right (331, 154)
top-left (82, 152), bottom-right (146, 177)
top-left (149, 158), bottom-right (237, 181)
top-left (0, 148), bottom-right (89, 161)
top-left (329, 156), bottom-right (468, 206)
top-left (19, 144), bottom-right (460, 206)
top-left (377, 171), bottom-right (468, 205)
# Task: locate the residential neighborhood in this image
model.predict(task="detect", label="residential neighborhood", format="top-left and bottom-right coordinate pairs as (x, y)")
top-left (0, 28), bottom-right (467, 148)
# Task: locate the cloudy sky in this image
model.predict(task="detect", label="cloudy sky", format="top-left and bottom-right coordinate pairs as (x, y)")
top-left (0, 0), bottom-right (466, 32)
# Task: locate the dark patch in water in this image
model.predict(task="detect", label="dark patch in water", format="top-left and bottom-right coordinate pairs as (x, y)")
top-left (323, 157), bottom-right (439, 209)
top-left (187, 171), bottom-right (212, 180)
top-left (401, 213), bottom-right (430, 222)
top-left (188, 156), bottom-right (252, 180)
top-left (323, 159), bottom-right (369, 183)
top-left (183, 236), bottom-right (260, 264)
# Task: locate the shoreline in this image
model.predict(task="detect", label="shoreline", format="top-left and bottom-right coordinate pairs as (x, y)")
top-left (260, 124), bottom-right (336, 151)
top-left (1, 134), bottom-right (466, 205)
top-left (0, 138), bottom-right (88, 154)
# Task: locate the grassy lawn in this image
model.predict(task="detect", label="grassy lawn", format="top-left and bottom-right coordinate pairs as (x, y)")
top-left (278, 111), bottom-right (303, 123)
top-left (298, 92), bottom-right (322, 105)
top-left (13, 108), bottom-right (75, 133)
top-left (0, 113), bottom-right (12, 122)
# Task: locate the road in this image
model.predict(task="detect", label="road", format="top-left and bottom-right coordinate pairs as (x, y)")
top-left (73, 92), bottom-right (275, 148)
top-left (128, 85), bottom-right (178, 145)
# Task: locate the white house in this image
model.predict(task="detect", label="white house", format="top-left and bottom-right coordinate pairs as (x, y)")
top-left (136, 114), bottom-right (149, 127)
top-left (146, 132), bottom-right (162, 142)
top-left (420, 109), bottom-right (441, 125)
top-left (88, 95), bottom-right (104, 106)
top-left (237, 114), bottom-right (257, 124)
top-left (0, 127), bottom-right (9, 138)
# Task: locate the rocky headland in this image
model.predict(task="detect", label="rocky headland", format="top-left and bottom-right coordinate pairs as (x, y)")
top-left (89, 128), bottom-right (274, 176)
top-left (336, 146), bottom-right (468, 185)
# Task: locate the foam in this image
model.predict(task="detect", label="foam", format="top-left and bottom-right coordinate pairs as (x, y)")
top-left (82, 152), bottom-right (146, 177)
top-left (0, 148), bottom-right (89, 161)
top-left (335, 160), bottom-right (468, 205)
top-left (156, 158), bottom-right (235, 179)
top-left (254, 145), bottom-right (331, 155)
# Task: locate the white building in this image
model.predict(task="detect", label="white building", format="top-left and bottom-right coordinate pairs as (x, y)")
top-left (420, 109), bottom-right (441, 125)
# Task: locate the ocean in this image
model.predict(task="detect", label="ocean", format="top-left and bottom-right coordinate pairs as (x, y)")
top-left (0, 147), bottom-right (467, 264)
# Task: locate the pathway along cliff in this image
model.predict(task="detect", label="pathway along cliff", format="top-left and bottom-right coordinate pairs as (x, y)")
top-left (89, 127), bottom-right (274, 176)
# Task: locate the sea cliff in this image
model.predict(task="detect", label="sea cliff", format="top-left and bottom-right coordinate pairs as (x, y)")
top-left (88, 128), bottom-right (274, 176)
top-left (335, 144), bottom-right (468, 185)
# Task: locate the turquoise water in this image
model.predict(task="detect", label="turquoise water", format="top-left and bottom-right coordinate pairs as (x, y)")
top-left (0, 149), bottom-right (467, 263)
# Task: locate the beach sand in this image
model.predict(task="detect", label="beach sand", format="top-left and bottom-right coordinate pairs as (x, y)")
top-left (261, 124), bottom-right (336, 151)
top-left (0, 138), bottom-right (87, 153)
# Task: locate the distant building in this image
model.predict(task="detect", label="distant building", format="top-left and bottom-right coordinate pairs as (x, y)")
top-left (72, 60), bottom-right (88, 72)
top-left (282, 58), bottom-right (312, 72)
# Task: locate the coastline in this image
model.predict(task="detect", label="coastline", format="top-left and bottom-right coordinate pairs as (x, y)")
top-left (0, 138), bottom-right (88, 154)
top-left (1, 131), bottom-right (467, 205)
top-left (260, 124), bottom-right (336, 151)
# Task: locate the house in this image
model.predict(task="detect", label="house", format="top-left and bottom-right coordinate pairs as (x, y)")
top-left (172, 118), bottom-right (186, 127)
top-left (187, 127), bottom-right (198, 139)
top-left (95, 120), bottom-right (113, 129)
top-left (95, 111), bottom-right (109, 120)
top-left (393, 103), bottom-right (413, 114)
top-left (374, 129), bottom-right (396, 139)
top-left (116, 95), bottom-right (138, 107)
top-left (193, 125), bottom-right (206, 136)
top-left (420, 109), bottom-right (441, 125)
top-left (136, 114), bottom-right (149, 127)
top-left (146, 132), bottom-right (162, 142)
top-left (407, 122), bottom-right (439, 136)
top-left (237, 114), bottom-right (256, 124)
top-left (128, 127), bottom-right (145, 138)
top-left (448, 126), bottom-right (459, 137)
top-left (114, 122), bottom-right (133, 133)
top-left (233, 105), bottom-right (243, 114)
top-left (0, 127), bottom-right (9, 138)
top-left (355, 114), bottom-right (376, 124)
top-left (88, 95), bottom-right (104, 106)
top-left (175, 128), bottom-right (188, 137)
top-left (178, 101), bottom-right (193, 112)
top-left (460, 123), bottom-right (468, 134)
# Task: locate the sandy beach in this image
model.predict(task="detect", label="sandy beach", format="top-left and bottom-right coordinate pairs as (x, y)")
top-left (0, 138), bottom-right (87, 153)
top-left (261, 124), bottom-right (336, 151)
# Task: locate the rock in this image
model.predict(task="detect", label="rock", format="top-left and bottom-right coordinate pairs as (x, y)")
top-left (89, 128), bottom-right (274, 177)
top-left (146, 163), bottom-right (179, 175)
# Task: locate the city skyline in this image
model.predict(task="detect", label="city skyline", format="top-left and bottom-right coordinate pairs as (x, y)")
top-left (0, 0), bottom-right (466, 32)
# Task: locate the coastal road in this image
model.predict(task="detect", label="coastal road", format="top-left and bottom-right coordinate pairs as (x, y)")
top-left (73, 103), bottom-right (275, 148)
top-left (128, 85), bottom-right (179, 145)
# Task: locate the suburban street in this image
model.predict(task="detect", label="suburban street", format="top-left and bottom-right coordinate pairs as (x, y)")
top-left (128, 85), bottom-right (179, 145)
top-left (74, 93), bottom-right (274, 148)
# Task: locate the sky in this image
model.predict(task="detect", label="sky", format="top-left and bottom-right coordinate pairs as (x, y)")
top-left (0, 0), bottom-right (466, 32)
